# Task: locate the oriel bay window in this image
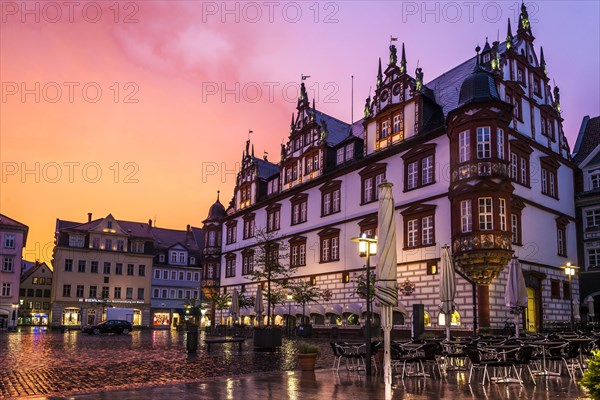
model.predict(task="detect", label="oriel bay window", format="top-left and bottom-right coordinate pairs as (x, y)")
top-left (320, 180), bottom-right (341, 216)
top-left (401, 204), bottom-right (436, 249)
top-left (318, 228), bottom-right (340, 263)
top-left (457, 196), bottom-right (511, 236)
top-left (266, 204), bottom-right (281, 232)
top-left (402, 144), bottom-right (435, 191)
top-left (290, 193), bottom-right (308, 225)
top-left (289, 236), bottom-right (307, 267)
top-left (359, 163), bottom-right (386, 204)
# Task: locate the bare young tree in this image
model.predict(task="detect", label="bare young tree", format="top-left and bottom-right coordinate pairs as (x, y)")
top-left (247, 229), bottom-right (295, 326)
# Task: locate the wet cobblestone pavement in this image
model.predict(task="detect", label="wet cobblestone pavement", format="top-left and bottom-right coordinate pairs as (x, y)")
top-left (0, 329), bottom-right (334, 399)
top-left (0, 329), bottom-right (590, 399)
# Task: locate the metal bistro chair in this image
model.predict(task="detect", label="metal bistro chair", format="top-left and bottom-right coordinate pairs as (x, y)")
top-left (513, 346), bottom-right (536, 384)
top-left (465, 347), bottom-right (512, 385)
top-left (332, 342), bottom-right (365, 372)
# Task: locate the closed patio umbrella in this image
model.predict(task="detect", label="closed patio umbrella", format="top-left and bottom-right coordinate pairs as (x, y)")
top-left (439, 245), bottom-right (457, 340)
top-left (254, 285), bottom-right (264, 327)
top-left (230, 289), bottom-right (240, 325)
top-left (505, 256), bottom-right (528, 338)
top-left (375, 181), bottom-right (399, 392)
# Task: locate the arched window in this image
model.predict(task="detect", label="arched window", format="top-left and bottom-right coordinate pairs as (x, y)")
top-left (438, 311), bottom-right (461, 326)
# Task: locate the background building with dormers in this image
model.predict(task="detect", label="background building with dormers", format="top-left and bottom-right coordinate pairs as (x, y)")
top-left (206, 6), bottom-right (579, 334)
top-left (18, 261), bottom-right (53, 326)
top-left (150, 224), bottom-right (203, 329)
top-left (52, 213), bottom-right (203, 329)
top-left (573, 115), bottom-right (600, 322)
top-left (0, 213), bottom-right (29, 330)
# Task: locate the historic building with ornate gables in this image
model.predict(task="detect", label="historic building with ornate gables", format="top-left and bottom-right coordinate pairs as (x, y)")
top-left (205, 6), bottom-right (578, 333)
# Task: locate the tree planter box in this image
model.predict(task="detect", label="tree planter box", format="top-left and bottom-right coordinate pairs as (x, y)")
top-left (253, 328), bottom-right (282, 348)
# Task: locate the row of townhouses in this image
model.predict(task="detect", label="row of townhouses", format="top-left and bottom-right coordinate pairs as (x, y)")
top-left (1, 5), bottom-right (599, 333)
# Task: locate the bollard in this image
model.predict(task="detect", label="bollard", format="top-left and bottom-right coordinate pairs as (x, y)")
top-left (186, 324), bottom-right (199, 353)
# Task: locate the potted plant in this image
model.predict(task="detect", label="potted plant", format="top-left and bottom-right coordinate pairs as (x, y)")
top-left (248, 229), bottom-right (297, 348)
top-left (297, 341), bottom-right (320, 371)
top-left (582, 349), bottom-right (600, 399)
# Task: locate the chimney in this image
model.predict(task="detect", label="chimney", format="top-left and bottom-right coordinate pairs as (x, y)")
top-left (87, 213), bottom-right (92, 222)
top-left (187, 224), bottom-right (191, 232)
top-left (148, 219), bottom-right (153, 228)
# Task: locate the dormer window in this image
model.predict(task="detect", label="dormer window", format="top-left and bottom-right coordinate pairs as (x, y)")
top-left (107, 221), bottom-right (113, 229)
top-left (591, 172), bottom-right (600, 190)
top-left (483, 53), bottom-right (490, 63)
top-left (159, 254), bottom-right (165, 263)
top-left (392, 113), bottom-right (404, 136)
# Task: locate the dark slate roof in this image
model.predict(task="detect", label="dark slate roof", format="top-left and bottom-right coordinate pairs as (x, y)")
top-left (151, 226), bottom-right (200, 251)
top-left (426, 57), bottom-right (477, 117)
top-left (190, 227), bottom-right (205, 256)
top-left (573, 116), bottom-right (600, 165)
top-left (426, 42), bottom-right (508, 117)
top-left (336, 119), bottom-right (366, 147)
top-left (0, 213), bottom-right (29, 244)
top-left (0, 214), bottom-right (28, 229)
top-left (314, 110), bottom-right (352, 146)
top-left (458, 65), bottom-right (500, 106)
top-left (58, 217), bottom-right (154, 239)
top-left (253, 158), bottom-right (279, 180)
top-left (205, 197), bottom-right (227, 222)
top-left (20, 262), bottom-right (51, 283)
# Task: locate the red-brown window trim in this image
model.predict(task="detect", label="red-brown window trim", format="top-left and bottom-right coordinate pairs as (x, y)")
top-left (509, 139), bottom-right (533, 188)
top-left (320, 180), bottom-right (342, 216)
top-left (289, 235), bottom-right (307, 267)
top-left (225, 253), bottom-right (236, 278)
top-left (540, 156), bottom-right (560, 199)
top-left (401, 204), bottom-right (436, 249)
top-left (556, 215), bottom-right (568, 257)
top-left (266, 203), bottom-right (281, 233)
top-left (290, 193), bottom-right (308, 225)
top-left (359, 163), bottom-right (387, 205)
top-left (318, 227), bottom-right (341, 263)
top-left (510, 198), bottom-right (525, 246)
top-left (402, 143), bottom-right (436, 192)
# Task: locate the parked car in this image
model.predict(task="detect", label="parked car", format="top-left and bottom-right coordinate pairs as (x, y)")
top-left (82, 320), bottom-right (133, 335)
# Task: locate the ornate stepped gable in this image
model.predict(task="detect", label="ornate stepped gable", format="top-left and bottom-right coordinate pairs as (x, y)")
top-left (226, 8), bottom-right (569, 219)
top-left (364, 41), bottom-right (445, 154)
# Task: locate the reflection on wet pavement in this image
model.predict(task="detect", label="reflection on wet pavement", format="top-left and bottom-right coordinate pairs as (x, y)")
top-left (0, 330), bottom-right (331, 398)
top-left (0, 330), bottom-right (590, 399)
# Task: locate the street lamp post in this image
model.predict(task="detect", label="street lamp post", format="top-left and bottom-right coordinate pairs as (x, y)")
top-left (352, 233), bottom-right (377, 377)
top-left (11, 303), bottom-right (19, 330)
top-left (287, 293), bottom-right (293, 338)
top-left (563, 262), bottom-right (579, 332)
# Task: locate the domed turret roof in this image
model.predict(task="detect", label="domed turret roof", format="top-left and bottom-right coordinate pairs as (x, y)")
top-left (458, 64), bottom-right (500, 107)
top-left (205, 192), bottom-right (226, 222)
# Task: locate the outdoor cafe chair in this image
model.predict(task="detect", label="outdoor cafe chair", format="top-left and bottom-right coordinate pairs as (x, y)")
top-left (332, 342), bottom-right (365, 372)
top-left (465, 347), bottom-right (516, 385)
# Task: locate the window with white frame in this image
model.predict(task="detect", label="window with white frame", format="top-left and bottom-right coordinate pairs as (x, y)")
top-left (586, 209), bottom-right (600, 229)
top-left (459, 130), bottom-right (470, 163)
top-left (499, 198), bottom-right (507, 231)
top-left (68, 234), bottom-right (83, 248)
top-left (380, 119), bottom-right (390, 139)
top-left (460, 200), bottom-right (472, 233)
top-left (319, 229), bottom-right (340, 263)
top-left (225, 255), bottom-right (236, 278)
top-left (403, 145), bottom-right (436, 191)
top-left (407, 219), bottom-right (418, 247)
top-left (242, 251), bottom-right (254, 275)
top-left (336, 148), bottom-right (344, 165)
top-left (226, 222), bottom-right (237, 244)
top-left (476, 127), bottom-right (491, 159)
top-left (591, 172), bottom-right (600, 190)
top-left (407, 162), bottom-right (418, 190)
top-left (243, 215), bottom-right (256, 239)
top-left (479, 198), bottom-right (493, 230)
top-left (154, 269), bottom-right (160, 279)
top-left (588, 248), bottom-right (600, 268)
top-left (497, 128), bottom-right (505, 160)
top-left (1, 282), bottom-right (11, 297)
top-left (2, 257), bottom-right (14, 272)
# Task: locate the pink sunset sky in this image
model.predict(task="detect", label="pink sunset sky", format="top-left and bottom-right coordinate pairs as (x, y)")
top-left (1, 1), bottom-right (599, 263)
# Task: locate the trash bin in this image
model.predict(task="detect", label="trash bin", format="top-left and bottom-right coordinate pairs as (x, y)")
top-left (331, 327), bottom-right (339, 340)
top-left (186, 324), bottom-right (199, 353)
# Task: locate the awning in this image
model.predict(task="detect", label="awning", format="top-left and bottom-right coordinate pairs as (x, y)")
top-left (342, 303), bottom-right (362, 316)
top-left (273, 306), bottom-right (286, 316)
top-left (240, 308), bottom-right (256, 317)
top-left (309, 304), bottom-right (326, 316)
top-left (0, 308), bottom-right (9, 316)
top-left (325, 304), bottom-right (343, 317)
